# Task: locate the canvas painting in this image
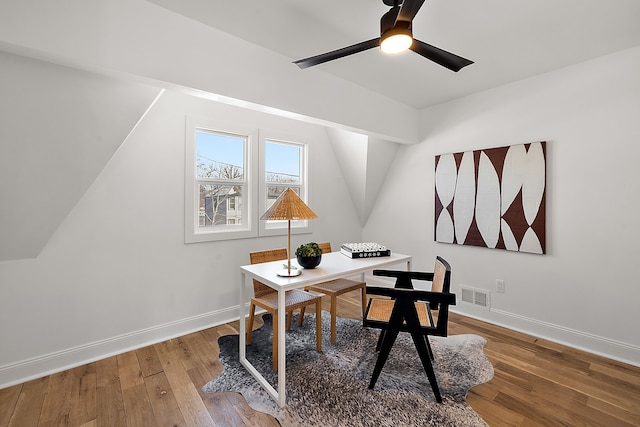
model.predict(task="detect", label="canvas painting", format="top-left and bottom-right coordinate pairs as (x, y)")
top-left (435, 142), bottom-right (546, 254)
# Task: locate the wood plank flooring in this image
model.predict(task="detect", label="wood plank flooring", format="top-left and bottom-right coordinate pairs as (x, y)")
top-left (1, 293), bottom-right (639, 426)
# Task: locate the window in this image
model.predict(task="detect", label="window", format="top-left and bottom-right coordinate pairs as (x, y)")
top-left (185, 118), bottom-right (258, 242)
top-left (185, 118), bottom-right (311, 242)
top-left (259, 135), bottom-right (312, 237)
top-left (197, 131), bottom-right (244, 227)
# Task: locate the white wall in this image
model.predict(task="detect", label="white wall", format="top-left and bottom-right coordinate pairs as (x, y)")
top-left (0, 89), bottom-right (363, 387)
top-left (364, 45), bottom-right (640, 366)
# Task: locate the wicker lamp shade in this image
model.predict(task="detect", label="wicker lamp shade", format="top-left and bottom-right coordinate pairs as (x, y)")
top-left (259, 188), bottom-right (317, 277)
top-left (260, 188), bottom-right (318, 221)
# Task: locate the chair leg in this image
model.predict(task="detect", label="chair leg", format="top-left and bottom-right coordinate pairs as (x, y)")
top-left (375, 329), bottom-right (386, 351)
top-left (360, 286), bottom-right (367, 318)
top-left (330, 295), bottom-right (337, 344)
top-left (246, 303), bottom-right (256, 345)
top-left (286, 311), bottom-right (293, 330)
top-left (368, 328), bottom-right (399, 389)
top-left (272, 311), bottom-right (279, 371)
top-left (315, 299), bottom-right (322, 352)
top-left (425, 336), bottom-right (434, 360)
top-left (298, 306), bottom-right (306, 326)
top-left (412, 331), bottom-right (442, 403)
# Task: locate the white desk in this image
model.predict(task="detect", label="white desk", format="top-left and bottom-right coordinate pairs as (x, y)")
top-left (239, 251), bottom-right (412, 407)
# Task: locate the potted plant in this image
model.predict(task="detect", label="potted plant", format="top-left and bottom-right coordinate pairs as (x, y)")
top-left (295, 242), bottom-right (323, 269)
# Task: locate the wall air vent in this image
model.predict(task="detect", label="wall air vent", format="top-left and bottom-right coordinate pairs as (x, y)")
top-left (460, 286), bottom-right (490, 309)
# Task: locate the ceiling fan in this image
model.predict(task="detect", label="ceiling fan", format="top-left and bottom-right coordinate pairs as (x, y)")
top-left (293, 0), bottom-right (473, 72)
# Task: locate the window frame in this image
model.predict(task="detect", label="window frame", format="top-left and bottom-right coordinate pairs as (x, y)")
top-left (185, 116), bottom-right (258, 243)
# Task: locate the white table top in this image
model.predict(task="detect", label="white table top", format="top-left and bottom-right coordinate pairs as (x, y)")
top-left (240, 251), bottom-right (412, 291)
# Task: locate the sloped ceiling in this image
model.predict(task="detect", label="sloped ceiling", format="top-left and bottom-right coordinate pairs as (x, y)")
top-left (0, 51), bottom-right (161, 261)
top-left (327, 129), bottom-right (398, 226)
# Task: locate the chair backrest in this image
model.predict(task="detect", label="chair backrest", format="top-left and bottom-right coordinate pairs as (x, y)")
top-left (249, 248), bottom-right (288, 298)
top-left (431, 256), bottom-right (452, 334)
top-left (318, 242), bottom-right (332, 254)
top-left (431, 256), bottom-right (451, 293)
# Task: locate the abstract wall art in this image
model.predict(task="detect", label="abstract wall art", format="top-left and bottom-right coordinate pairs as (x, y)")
top-left (435, 142), bottom-right (546, 254)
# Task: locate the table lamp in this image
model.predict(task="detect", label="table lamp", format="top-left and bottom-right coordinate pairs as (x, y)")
top-left (260, 188), bottom-right (318, 277)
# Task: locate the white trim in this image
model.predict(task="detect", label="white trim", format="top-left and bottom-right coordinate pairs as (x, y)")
top-left (451, 307), bottom-right (640, 367)
top-left (0, 305), bottom-right (244, 389)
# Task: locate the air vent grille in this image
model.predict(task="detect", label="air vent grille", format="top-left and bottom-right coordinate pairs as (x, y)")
top-left (460, 286), bottom-right (490, 309)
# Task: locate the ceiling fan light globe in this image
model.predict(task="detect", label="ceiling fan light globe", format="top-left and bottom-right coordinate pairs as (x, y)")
top-left (380, 26), bottom-right (413, 54)
top-left (381, 34), bottom-right (413, 54)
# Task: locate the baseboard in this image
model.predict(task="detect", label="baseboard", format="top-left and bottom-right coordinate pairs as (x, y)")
top-left (452, 306), bottom-right (640, 367)
top-left (4, 301), bottom-right (637, 390)
top-left (0, 305), bottom-right (244, 389)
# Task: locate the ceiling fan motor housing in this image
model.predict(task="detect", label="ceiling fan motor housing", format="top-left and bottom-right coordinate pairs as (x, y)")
top-left (380, 6), bottom-right (412, 36)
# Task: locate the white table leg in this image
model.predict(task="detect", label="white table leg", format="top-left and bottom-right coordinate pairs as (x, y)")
top-left (239, 271), bottom-right (281, 404)
top-left (277, 288), bottom-right (286, 407)
top-left (239, 271), bottom-right (246, 360)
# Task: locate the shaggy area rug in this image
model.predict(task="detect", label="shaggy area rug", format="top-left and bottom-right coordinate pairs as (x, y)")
top-left (203, 312), bottom-right (493, 426)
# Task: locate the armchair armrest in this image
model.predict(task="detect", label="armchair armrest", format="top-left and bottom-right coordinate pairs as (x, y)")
top-left (365, 286), bottom-right (456, 306)
top-left (372, 269), bottom-right (435, 289)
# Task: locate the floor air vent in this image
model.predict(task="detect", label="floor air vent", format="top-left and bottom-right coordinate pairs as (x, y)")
top-left (460, 286), bottom-right (490, 309)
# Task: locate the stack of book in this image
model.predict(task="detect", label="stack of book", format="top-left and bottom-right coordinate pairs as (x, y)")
top-left (340, 242), bottom-right (391, 258)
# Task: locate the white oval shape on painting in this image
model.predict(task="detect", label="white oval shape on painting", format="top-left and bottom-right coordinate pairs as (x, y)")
top-left (435, 154), bottom-right (457, 208)
top-left (501, 219), bottom-right (519, 251)
top-left (501, 144), bottom-right (527, 215)
top-left (453, 151), bottom-right (475, 244)
top-left (523, 142), bottom-right (546, 225)
top-left (435, 209), bottom-right (454, 243)
top-left (476, 152), bottom-right (501, 248)
top-left (520, 227), bottom-right (543, 254)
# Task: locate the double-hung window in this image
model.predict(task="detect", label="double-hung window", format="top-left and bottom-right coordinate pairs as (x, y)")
top-left (185, 118), bottom-right (257, 242)
top-left (185, 117), bottom-right (311, 243)
top-left (259, 134), bottom-right (312, 237)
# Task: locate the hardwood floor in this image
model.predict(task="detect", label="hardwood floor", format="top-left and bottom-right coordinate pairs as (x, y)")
top-left (1, 293), bottom-right (639, 426)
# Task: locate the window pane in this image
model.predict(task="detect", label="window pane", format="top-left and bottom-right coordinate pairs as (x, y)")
top-left (265, 141), bottom-right (300, 184)
top-left (196, 131), bottom-right (245, 180)
top-left (265, 185), bottom-right (300, 211)
top-left (198, 184), bottom-right (243, 228)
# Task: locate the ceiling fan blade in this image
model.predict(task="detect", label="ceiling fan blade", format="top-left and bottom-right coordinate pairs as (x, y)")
top-left (396, 0), bottom-right (426, 23)
top-left (410, 39), bottom-right (474, 72)
top-left (293, 38), bottom-right (380, 69)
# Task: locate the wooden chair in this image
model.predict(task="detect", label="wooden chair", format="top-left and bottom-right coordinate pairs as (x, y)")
top-left (246, 248), bottom-right (322, 371)
top-left (362, 256), bottom-right (456, 402)
top-left (303, 242), bottom-right (367, 344)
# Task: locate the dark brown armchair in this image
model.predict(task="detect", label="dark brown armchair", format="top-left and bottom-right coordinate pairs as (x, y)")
top-left (362, 256), bottom-right (455, 402)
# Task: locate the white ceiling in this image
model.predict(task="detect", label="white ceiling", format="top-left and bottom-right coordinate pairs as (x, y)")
top-left (148, 0), bottom-right (640, 110)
